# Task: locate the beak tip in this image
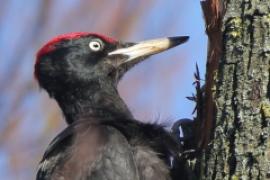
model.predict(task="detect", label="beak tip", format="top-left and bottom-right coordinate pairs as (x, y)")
top-left (169, 36), bottom-right (189, 47)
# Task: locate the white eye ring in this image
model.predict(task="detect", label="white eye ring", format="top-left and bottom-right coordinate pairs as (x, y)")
top-left (89, 40), bottom-right (103, 51)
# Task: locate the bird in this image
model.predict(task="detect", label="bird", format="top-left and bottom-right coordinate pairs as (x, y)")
top-left (35, 32), bottom-right (189, 180)
top-left (171, 119), bottom-right (195, 149)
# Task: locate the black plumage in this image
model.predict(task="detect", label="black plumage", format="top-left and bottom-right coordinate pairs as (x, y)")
top-left (35, 32), bottom-right (189, 180)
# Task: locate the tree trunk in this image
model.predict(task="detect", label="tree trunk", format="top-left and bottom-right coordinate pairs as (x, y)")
top-left (197, 0), bottom-right (270, 179)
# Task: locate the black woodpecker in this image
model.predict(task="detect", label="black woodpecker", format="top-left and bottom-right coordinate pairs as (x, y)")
top-left (35, 32), bottom-right (189, 180)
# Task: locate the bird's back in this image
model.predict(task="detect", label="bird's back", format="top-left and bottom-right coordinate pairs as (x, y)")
top-left (37, 120), bottom-right (140, 180)
top-left (37, 117), bottom-right (175, 180)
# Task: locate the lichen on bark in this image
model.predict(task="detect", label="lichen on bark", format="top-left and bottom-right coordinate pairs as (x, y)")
top-left (199, 0), bottom-right (270, 179)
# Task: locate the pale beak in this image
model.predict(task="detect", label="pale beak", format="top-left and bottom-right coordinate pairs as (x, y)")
top-left (108, 36), bottom-right (189, 63)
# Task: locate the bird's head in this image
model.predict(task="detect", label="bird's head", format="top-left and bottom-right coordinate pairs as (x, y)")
top-left (35, 32), bottom-right (189, 97)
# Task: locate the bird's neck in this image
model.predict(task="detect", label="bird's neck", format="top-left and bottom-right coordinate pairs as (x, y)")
top-left (55, 79), bottom-right (133, 124)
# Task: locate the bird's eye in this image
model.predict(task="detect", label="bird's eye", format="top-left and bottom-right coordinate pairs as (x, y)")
top-left (89, 40), bottom-right (103, 51)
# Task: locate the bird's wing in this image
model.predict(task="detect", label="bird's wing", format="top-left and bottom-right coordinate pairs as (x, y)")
top-left (36, 121), bottom-right (139, 180)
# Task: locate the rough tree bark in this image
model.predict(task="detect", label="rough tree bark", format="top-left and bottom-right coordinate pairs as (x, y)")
top-left (195, 0), bottom-right (270, 179)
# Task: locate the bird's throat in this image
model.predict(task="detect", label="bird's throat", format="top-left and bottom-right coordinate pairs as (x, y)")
top-left (55, 80), bottom-right (133, 124)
